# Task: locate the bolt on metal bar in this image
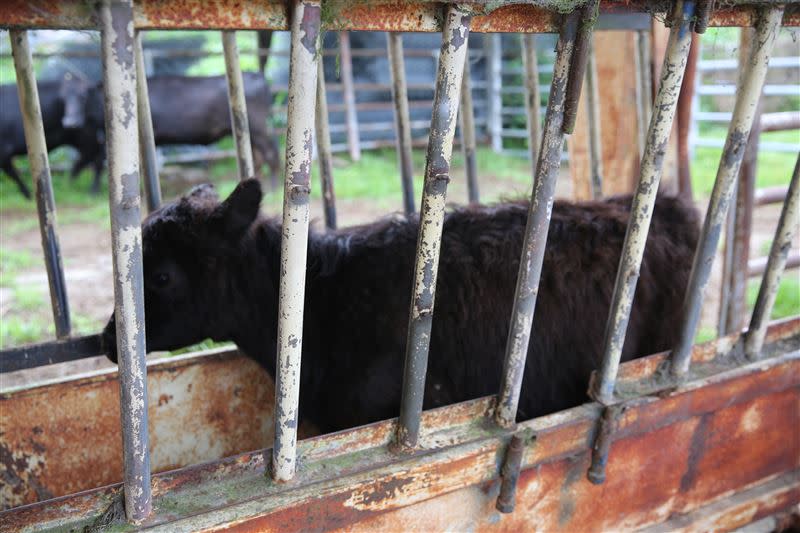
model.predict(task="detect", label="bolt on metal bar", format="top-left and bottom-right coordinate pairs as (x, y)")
top-left (522, 34), bottom-right (541, 176)
top-left (272, 0), bottom-right (320, 483)
top-left (486, 34), bottom-right (503, 153)
top-left (587, 404), bottom-right (625, 484)
top-left (10, 30), bottom-right (71, 340)
top-left (222, 30), bottom-right (255, 180)
top-left (395, 5), bottom-right (472, 450)
top-left (495, 431), bottom-right (534, 513)
top-left (459, 52), bottom-right (479, 203)
top-left (562, 0), bottom-right (598, 135)
top-left (494, 11), bottom-right (582, 429)
top-left (590, 0), bottom-right (697, 404)
top-left (585, 35), bottom-right (603, 199)
top-left (744, 153), bottom-right (799, 360)
top-left (387, 32), bottom-right (416, 214)
top-left (99, 0), bottom-right (151, 521)
top-left (134, 31), bottom-right (161, 213)
top-left (635, 30), bottom-right (653, 159)
top-left (316, 60), bottom-right (337, 230)
top-left (670, 5), bottom-right (784, 378)
top-left (339, 32), bottom-right (361, 162)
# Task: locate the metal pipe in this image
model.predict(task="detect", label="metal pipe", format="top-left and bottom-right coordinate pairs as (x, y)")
top-left (585, 35), bottom-right (603, 199)
top-left (222, 30), bottom-right (255, 180)
top-left (495, 431), bottom-right (533, 513)
top-left (749, 253), bottom-right (800, 277)
top-left (99, 0), bottom-right (151, 521)
top-left (494, 11), bottom-right (582, 428)
top-left (487, 34), bottom-right (503, 153)
top-left (670, 6), bottom-right (784, 377)
top-left (134, 31), bottom-right (161, 212)
top-left (635, 30), bottom-right (653, 159)
top-left (316, 59), bottom-right (337, 230)
top-left (587, 404), bottom-right (625, 485)
top-left (272, 0), bottom-right (320, 483)
top-left (339, 31), bottom-right (361, 162)
top-left (387, 32), bottom-right (416, 214)
top-left (395, 5), bottom-right (472, 450)
top-left (459, 51), bottom-right (479, 204)
top-left (745, 153), bottom-right (800, 359)
top-left (522, 34), bottom-right (541, 177)
top-left (562, 0), bottom-right (598, 135)
top-left (755, 185), bottom-right (790, 206)
top-left (591, 1), bottom-right (697, 404)
top-left (9, 30), bottom-right (71, 340)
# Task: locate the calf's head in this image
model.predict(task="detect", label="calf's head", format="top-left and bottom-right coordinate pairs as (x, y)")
top-left (103, 179), bottom-right (264, 363)
top-left (59, 73), bottom-right (92, 129)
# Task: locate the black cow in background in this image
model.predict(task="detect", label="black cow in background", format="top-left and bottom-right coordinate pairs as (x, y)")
top-left (80, 72), bottom-right (281, 183)
top-left (0, 74), bottom-right (104, 198)
top-left (103, 179), bottom-right (701, 434)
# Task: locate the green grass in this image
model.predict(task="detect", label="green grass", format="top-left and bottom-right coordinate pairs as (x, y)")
top-left (0, 248), bottom-right (35, 287)
top-left (12, 285), bottom-right (45, 311)
top-left (690, 146), bottom-right (798, 196)
top-left (747, 276), bottom-right (800, 321)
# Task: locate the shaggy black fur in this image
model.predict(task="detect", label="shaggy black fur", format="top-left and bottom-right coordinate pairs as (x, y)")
top-left (103, 179), bottom-right (700, 434)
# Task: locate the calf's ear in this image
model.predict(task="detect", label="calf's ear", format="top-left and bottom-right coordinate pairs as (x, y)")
top-left (211, 178), bottom-right (263, 238)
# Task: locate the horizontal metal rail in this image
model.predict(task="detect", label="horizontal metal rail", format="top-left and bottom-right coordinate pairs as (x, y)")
top-left (748, 254), bottom-right (800, 278)
top-left (0, 334), bottom-right (105, 374)
top-left (3, 1), bottom-right (799, 32)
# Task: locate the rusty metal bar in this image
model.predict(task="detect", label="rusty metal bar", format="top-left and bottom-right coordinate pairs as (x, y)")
top-left (522, 34), bottom-right (541, 174)
top-left (0, 333), bottom-right (105, 373)
top-left (222, 30), bottom-right (255, 179)
top-left (9, 30), bottom-right (71, 340)
top-left (99, 0), bottom-right (151, 521)
top-left (635, 29), bottom-right (653, 159)
top-left (339, 31), bottom-right (361, 162)
top-left (587, 404), bottom-right (625, 484)
top-left (749, 254), bottom-right (800, 277)
top-left (755, 185), bottom-right (790, 206)
top-left (591, 0), bottom-right (696, 404)
top-left (760, 111), bottom-right (800, 132)
top-left (487, 34), bottom-right (502, 153)
top-left (495, 431), bottom-right (533, 513)
top-left (745, 154), bottom-right (800, 359)
top-left (694, 0), bottom-right (715, 34)
top-left (387, 32), bottom-right (416, 214)
top-left (134, 31), bottom-right (161, 212)
top-left (396, 5), bottom-right (472, 450)
top-left (460, 52), bottom-right (479, 203)
top-left (562, 0), bottom-right (598, 135)
top-left (494, 11), bottom-right (582, 428)
top-left (272, 0), bottom-right (320, 483)
top-left (586, 35), bottom-right (603, 199)
top-left (316, 60), bottom-right (337, 230)
top-left (670, 5), bottom-right (784, 377)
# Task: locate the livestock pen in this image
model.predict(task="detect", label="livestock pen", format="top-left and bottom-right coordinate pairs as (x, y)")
top-left (1, 1), bottom-right (799, 531)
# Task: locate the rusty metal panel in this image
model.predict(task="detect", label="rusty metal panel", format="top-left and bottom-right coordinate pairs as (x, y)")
top-left (0, 350), bottom-right (290, 510)
top-left (2, 2), bottom-right (798, 31)
top-left (2, 318), bottom-right (796, 531)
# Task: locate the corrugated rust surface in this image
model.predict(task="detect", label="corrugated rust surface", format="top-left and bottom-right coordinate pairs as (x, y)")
top-left (1, 1), bottom-right (797, 31)
top-left (2, 322), bottom-right (796, 532)
top-left (0, 349), bottom-right (296, 510)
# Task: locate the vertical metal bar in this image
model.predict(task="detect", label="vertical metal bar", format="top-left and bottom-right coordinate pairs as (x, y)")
top-left (222, 30), bottom-right (255, 180)
top-left (339, 31), bottom-right (361, 162)
top-left (272, 0), bottom-right (320, 483)
top-left (745, 153), bottom-right (800, 359)
top-left (677, 33), bottom-right (700, 200)
top-left (522, 34), bottom-right (541, 174)
top-left (99, 0), bottom-right (151, 521)
top-left (460, 52), bottom-right (479, 204)
top-left (134, 31), bottom-right (161, 213)
top-left (494, 12), bottom-right (582, 428)
top-left (316, 60), bottom-right (336, 230)
top-left (586, 36), bottom-right (603, 199)
top-left (591, 1), bottom-right (696, 404)
top-left (395, 5), bottom-right (472, 450)
top-left (387, 32), bottom-right (416, 214)
top-left (487, 34), bottom-right (502, 153)
top-left (10, 30), bottom-right (71, 340)
top-left (670, 6), bottom-right (784, 377)
top-left (635, 30), bottom-right (653, 159)
top-left (718, 189), bottom-right (737, 336)
top-left (562, 0), bottom-right (597, 135)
